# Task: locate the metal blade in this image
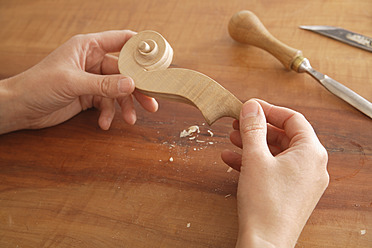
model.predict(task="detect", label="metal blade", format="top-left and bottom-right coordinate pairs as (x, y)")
top-left (300, 25), bottom-right (372, 52)
top-left (298, 58), bottom-right (372, 118)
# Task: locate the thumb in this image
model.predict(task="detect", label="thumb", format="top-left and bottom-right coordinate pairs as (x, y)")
top-left (240, 99), bottom-right (270, 156)
top-left (72, 73), bottom-right (135, 98)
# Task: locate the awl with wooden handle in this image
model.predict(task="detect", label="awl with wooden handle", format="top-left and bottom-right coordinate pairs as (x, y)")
top-left (228, 10), bottom-right (372, 119)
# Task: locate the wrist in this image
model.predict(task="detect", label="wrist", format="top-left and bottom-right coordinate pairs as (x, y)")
top-left (236, 228), bottom-right (276, 248)
top-left (236, 222), bottom-right (300, 248)
top-left (0, 75), bottom-right (28, 134)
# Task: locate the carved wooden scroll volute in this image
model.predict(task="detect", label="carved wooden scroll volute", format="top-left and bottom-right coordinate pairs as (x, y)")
top-left (118, 30), bottom-right (242, 125)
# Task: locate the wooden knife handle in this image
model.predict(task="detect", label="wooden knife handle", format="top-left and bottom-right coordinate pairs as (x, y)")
top-left (228, 10), bottom-right (303, 71)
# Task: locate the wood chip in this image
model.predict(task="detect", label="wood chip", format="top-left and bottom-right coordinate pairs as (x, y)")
top-left (180, 125), bottom-right (200, 137)
top-left (207, 130), bottom-right (214, 137)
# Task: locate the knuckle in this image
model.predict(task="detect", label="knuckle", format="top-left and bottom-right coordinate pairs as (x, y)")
top-left (293, 112), bottom-right (307, 122)
top-left (306, 141), bottom-right (328, 164)
top-left (315, 144), bottom-right (329, 166)
top-left (241, 123), bottom-right (265, 135)
top-left (69, 34), bottom-right (85, 44)
top-left (320, 147), bottom-right (330, 188)
top-left (240, 118), bottom-right (266, 135)
top-left (319, 146), bottom-right (329, 164)
top-left (323, 171), bottom-right (330, 187)
top-left (286, 111), bottom-right (308, 128)
top-left (99, 77), bottom-right (111, 97)
top-left (313, 145), bottom-right (329, 189)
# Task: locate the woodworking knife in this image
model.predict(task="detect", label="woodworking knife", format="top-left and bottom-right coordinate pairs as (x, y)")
top-left (229, 10), bottom-right (372, 119)
top-left (299, 25), bottom-right (372, 52)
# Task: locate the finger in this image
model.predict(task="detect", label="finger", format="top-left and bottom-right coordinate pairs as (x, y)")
top-left (232, 119), bottom-right (240, 130)
top-left (221, 149), bottom-right (242, 172)
top-left (101, 54), bottom-right (119, 75)
top-left (86, 30), bottom-right (136, 53)
top-left (268, 144), bottom-right (282, 156)
top-left (71, 73), bottom-right (135, 99)
top-left (97, 98), bottom-right (116, 130)
top-left (117, 95), bottom-right (137, 125)
top-left (234, 122), bottom-right (290, 155)
top-left (255, 99), bottom-right (317, 145)
top-left (267, 123), bottom-right (290, 151)
top-left (230, 130), bottom-right (243, 149)
top-left (133, 90), bottom-right (159, 113)
top-left (239, 100), bottom-right (271, 157)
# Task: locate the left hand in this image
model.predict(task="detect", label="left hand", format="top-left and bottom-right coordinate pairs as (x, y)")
top-left (0, 30), bottom-right (158, 134)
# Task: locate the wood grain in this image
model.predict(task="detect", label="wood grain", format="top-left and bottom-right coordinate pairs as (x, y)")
top-left (118, 30), bottom-right (242, 125)
top-left (0, 0), bottom-right (371, 247)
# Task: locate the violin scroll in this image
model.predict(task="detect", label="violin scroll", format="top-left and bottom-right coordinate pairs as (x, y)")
top-left (118, 31), bottom-right (242, 125)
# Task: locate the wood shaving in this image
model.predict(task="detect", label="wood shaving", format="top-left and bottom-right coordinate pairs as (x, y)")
top-left (225, 194), bottom-right (232, 198)
top-left (207, 130), bottom-right (214, 137)
top-left (180, 125), bottom-right (200, 137)
top-left (180, 130), bottom-right (189, 137)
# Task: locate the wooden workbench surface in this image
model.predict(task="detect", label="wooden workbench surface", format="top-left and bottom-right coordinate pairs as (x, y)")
top-left (0, 0), bottom-right (371, 247)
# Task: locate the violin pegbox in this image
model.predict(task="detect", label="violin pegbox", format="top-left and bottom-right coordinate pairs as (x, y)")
top-left (118, 30), bottom-right (242, 125)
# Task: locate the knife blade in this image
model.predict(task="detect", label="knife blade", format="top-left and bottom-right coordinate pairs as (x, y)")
top-left (298, 58), bottom-right (372, 118)
top-left (299, 25), bottom-right (372, 52)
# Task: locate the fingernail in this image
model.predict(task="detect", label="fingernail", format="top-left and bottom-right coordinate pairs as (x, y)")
top-left (241, 100), bottom-right (259, 118)
top-left (118, 77), bottom-right (134, 94)
top-left (127, 109), bottom-right (137, 125)
top-left (151, 98), bottom-right (159, 112)
top-left (101, 118), bottom-right (110, 130)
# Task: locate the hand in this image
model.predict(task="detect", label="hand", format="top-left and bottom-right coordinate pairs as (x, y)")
top-left (221, 99), bottom-right (329, 248)
top-left (0, 30), bottom-right (158, 134)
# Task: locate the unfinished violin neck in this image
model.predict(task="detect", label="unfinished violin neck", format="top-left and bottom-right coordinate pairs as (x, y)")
top-left (118, 30), bottom-right (242, 125)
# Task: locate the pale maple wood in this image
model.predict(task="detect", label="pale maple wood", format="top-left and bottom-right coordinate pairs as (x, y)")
top-left (229, 10), bottom-right (303, 70)
top-left (118, 30), bottom-right (242, 125)
top-left (0, 1), bottom-right (371, 248)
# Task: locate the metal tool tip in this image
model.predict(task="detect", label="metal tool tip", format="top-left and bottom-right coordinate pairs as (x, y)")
top-left (299, 25), bottom-right (339, 31)
top-left (299, 25), bottom-right (313, 30)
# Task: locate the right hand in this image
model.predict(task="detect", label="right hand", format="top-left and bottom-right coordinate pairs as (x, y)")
top-left (221, 99), bottom-right (329, 248)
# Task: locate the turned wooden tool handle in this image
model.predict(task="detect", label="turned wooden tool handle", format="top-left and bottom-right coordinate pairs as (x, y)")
top-left (228, 10), bottom-right (303, 71)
